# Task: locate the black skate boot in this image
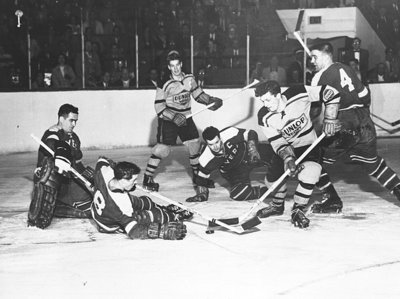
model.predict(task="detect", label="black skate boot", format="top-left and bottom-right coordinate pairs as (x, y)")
top-left (392, 185), bottom-right (400, 201)
top-left (143, 174), bottom-right (159, 192)
top-left (312, 188), bottom-right (343, 213)
top-left (256, 201), bottom-right (284, 218)
top-left (165, 204), bottom-right (193, 221)
top-left (291, 204), bottom-right (310, 228)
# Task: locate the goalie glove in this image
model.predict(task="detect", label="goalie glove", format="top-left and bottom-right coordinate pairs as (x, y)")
top-left (208, 96), bottom-right (223, 111)
top-left (172, 113), bottom-right (187, 127)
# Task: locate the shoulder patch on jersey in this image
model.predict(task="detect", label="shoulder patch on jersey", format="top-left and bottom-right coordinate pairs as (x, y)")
top-left (48, 125), bottom-right (61, 132)
top-left (323, 87), bottom-right (335, 101)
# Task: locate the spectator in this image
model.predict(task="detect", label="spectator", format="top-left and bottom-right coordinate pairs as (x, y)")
top-left (384, 47), bottom-right (399, 82)
top-left (202, 22), bottom-right (225, 58)
top-left (348, 58), bottom-right (363, 83)
top-left (143, 67), bottom-right (160, 88)
top-left (389, 19), bottom-right (400, 48)
top-left (31, 72), bottom-right (48, 90)
top-left (0, 44), bottom-right (14, 90)
top-left (37, 42), bottom-right (56, 74)
top-left (377, 7), bottom-right (390, 33)
top-left (250, 61), bottom-right (264, 83)
top-left (339, 37), bottom-right (369, 83)
top-left (97, 71), bottom-right (112, 89)
top-left (262, 55), bottom-right (287, 86)
top-left (51, 53), bottom-right (76, 89)
top-left (74, 40), bottom-right (102, 88)
top-left (287, 49), bottom-right (305, 84)
top-left (113, 67), bottom-right (135, 88)
top-left (368, 62), bottom-right (391, 83)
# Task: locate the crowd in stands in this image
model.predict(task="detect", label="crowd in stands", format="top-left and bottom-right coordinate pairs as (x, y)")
top-left (0, 0), bottom-right (400, 91)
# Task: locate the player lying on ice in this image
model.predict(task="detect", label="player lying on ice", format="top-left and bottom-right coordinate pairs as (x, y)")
top-left (186, 126), bottom-right (272, 203)
top-left (255, 80), bottom-right (341, 228)
top-left (91, 157), bottom-right (191, 240)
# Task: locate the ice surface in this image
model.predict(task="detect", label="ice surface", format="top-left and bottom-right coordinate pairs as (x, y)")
top-left (1, 140), bottom-right (400, 298)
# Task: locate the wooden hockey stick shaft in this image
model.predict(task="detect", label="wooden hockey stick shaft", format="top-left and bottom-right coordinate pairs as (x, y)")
top-left (238, 132), bottom-right (326, 223)
top-left (293, 31), bottom-right (312, 57)
top-left (30, 133), bottom-right (94, 191)
top-left (371, 113), bottom-right (400, 127)
top-left (136, 185), bottom-right (244, 234)
top-left (186, 79), bottom-right (260, 119)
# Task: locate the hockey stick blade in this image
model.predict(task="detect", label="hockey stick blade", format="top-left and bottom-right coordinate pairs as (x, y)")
top-left (208, 216), bottom-right (261, 231)
top-left (371, 113), bottom-right (400, 127)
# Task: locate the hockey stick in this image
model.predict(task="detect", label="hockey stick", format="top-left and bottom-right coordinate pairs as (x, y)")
top-left (136, 185), bottom-right (260, 234)
top-left (371, 113), bottom-right (400, 127)
top-left (238, 132), bottom-right (327, 223)
top-left (186, 79), bottom-right (260, 119)
top-left (293, 9), bottom-right (312, 57)
top-left (30, 133), bottom-right (94, 192)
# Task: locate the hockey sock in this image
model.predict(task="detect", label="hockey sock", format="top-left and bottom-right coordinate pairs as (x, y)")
top-left (368, 157), bottom-right (400, 192)
top-left (293, 181), bottom-right (314, 206)
top-left (144, 154), bottom-right (161, 177)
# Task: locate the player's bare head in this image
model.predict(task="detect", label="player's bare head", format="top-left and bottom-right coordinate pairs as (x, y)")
top-left (203, 126), bottom-right (223, 153)
top-left (203, 126), bottom-right (220, 142)
top-left (167, 50), bottom-right (183, 77)
top-left (310, 43), bottom-right (333, 71)
top-left (114, 162), bottom-right (141, 180)
top-left (58, 103), bottom-right (78, 118)
top-left (167, 50), bottom-right (181, 64)
top-left (255, 80), bottom-right (281, 97)
top-left (58, 104), bottom-right (79, 132)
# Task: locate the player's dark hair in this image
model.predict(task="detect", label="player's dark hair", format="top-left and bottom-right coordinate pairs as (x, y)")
top-left (114, 161), bottom-right (141, 180)
top-left (254, 80), bottom-right (281, 97)
top-left (202, 126), bottom-right (220, 141)
top-left (167, 50), bottom-right (181, 64)
top-left (58, 103), bottom-right (78, 118)
top-left (311, 42), bottom-right (334, 56)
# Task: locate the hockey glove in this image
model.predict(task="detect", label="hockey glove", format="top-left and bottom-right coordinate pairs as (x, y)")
top-left (172, 113), bottom-right (187, 127)
top-left (323, 118), bottom-right (341, 137)
top-left (160, 221), bottom-right (187, 240)
top-left (208, 96), bottom-right (223, 111)
top-left (54, 140), bottom-right (72, 175)
top-left (284, 157), bottom-right (303, 177)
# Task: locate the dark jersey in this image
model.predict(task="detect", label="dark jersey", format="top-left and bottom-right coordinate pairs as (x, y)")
top-left (91, 158), bottom-right (138, 234)
top-left (37, 125), bottom-right (82, 168)
top-left (198, 127), bottom-right (248, 179)
top-left (311, 62), bottom-right (370, 110)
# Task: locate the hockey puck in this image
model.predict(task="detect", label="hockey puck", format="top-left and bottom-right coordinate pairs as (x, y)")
top-left (205, 230), bottom-right (214, 234)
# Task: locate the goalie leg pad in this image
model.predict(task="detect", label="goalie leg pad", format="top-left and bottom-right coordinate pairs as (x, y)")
top-left (28, 159), bottom-right (62, 229)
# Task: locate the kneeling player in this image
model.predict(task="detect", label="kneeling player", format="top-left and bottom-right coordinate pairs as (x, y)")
top-left (91, 157), bottom-right (189, 240)
top-left (255, 80), bottom-right (341, 228)
top-left (186, 126), bottom-right (270, 202)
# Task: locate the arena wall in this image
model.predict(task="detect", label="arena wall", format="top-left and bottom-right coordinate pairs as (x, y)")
top-left (0, 84), bottom-right (399, 154)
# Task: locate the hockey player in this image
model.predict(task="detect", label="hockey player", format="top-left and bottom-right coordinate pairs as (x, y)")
top-left (310, 42), bottom-right (400, 212)
top-left (185, 126), bottom-right (270, 202)
top-left (28, 104), bottom-right (94, 229)
top-left (255, 80), bottom-right (341, 228)
top-left (91, 157), bottom-right (188, 240)
top-left (142, 50), bottom-right (223, 192)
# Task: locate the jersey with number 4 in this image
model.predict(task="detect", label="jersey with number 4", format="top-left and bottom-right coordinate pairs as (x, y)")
top-left (91, 158), bottom-right (137, 234)
top-left (311, 62), bottom-right (370, 110)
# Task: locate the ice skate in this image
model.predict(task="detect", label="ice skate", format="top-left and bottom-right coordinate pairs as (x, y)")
top-left (256, 201), bottom-right (284, 218)
top-left (143, 174), bottom-right (159, 192)
top-left (291, 205), bottom-right (310, 228)
top-left (311, 191), bottom-right (343, 213)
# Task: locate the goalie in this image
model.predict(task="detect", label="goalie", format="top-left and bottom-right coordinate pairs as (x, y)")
top-left (91, 157), bottom-right (189, 240)
top-left (28, 104), bottom-right (94, 229)
top-left (186, 126), bottom-right (272, 203)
